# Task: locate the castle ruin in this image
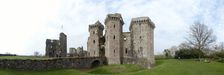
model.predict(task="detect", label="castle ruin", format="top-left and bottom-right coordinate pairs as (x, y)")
top-left (0, 13), bottom-right (156, 71)
top-left (87, 13), bottom-right (155, 69)
top-left (45, 32), bottom-right (67, 57)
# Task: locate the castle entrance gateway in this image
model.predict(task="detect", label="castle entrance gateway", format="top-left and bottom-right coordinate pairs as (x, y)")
top-left (91, 60), bottom-right (100, 68)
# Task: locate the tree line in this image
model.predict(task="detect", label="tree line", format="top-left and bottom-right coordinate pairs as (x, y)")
top-left (164, 22), bottom-right (224, 62)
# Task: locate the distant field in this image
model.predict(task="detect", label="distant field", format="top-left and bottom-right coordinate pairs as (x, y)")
top-left (0, 59), bottom-right (224, 75)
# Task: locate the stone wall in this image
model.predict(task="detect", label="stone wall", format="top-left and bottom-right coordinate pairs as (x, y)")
top-left (0, 57), bottom-right (107, 70)
top-left (122, 32), bottom-right (133, 59)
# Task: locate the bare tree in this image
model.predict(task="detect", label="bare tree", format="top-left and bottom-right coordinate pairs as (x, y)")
top-left (178, 42), bottom-right (191, 49)
top-left (214, 42), bottom-right (224, 51)
top-left (219, 42), bottom-right (224, 51)
top-left (186, 22), bottom-right (216, 51)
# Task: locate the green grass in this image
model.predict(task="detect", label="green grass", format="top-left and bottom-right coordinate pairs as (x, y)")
top-left (0, 56), bottom-right (80, 60)
top-left (146, 59), bottom-right (224, 75)
top-left (0, 69), bottom-right (88, 75)
top-left (0, 56), bottom-right (50, 60)
top-left (0, 59), bottom-right (224, 75)
top-left (89, 64), bottom-right (145, 74)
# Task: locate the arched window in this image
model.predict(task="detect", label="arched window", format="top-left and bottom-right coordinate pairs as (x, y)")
top-left (93, 40), bottom-right (95, 44)
top-left (114, 24), bottom-right (115, 28)
top-left (113, 35), bottom-right (115, 39)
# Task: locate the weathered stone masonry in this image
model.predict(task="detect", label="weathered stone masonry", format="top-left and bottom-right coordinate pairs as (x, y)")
top-left (87, 13), bottom-right (155, 69)
top-left (0, 13), bottom-right (155, 71)
top-left (0, 57), bottom-right (107, 70)
top-left (46, 32), bottom-right (67, 57)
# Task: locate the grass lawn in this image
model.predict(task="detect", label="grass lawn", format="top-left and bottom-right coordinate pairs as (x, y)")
top-left (129, 59), bottom-right (224, 75)
top-left (0, 56), bottom-right (50, 60)
top-left (0, 56), bottom-right (80, 60)
top-left (0, 59), bottom-right (224, 75)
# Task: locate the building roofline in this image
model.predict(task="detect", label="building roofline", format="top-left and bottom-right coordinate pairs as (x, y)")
top-left (129, 16), bottom-right (155, 31)
top-left (104, 13), bottom-right (124, 25)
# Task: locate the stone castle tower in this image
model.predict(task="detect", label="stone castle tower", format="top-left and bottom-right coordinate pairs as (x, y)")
top-left (104, 13), bottom-right (124, 64)
top-left (45, 32), bottom-right (67, 57)
top-left (87, 21), bottom-right (104, 57)
top-left (130, 17), bottom-right (155, 68)
top-left (87, 13), bottom-right (155, 69)
top-left (59, 33), bottom-right (67, 57)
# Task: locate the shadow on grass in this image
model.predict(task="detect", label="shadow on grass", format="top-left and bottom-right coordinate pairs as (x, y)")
top-left (88, 64), bottom-right (145, 74)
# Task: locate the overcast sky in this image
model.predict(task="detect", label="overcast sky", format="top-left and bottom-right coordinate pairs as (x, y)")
top-left (0, 0), bottom-right (223, 55)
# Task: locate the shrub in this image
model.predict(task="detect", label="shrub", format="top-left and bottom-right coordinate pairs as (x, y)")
top-left (155, 55), bottom-right (166, 60)
top-left (174, 48), bottom-right (204, 59)
top-left (207, 51), bottom-right (224, 62)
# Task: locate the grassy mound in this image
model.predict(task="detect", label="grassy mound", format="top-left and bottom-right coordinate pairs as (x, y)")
top-left (89, 64), bottom-right (145, 74)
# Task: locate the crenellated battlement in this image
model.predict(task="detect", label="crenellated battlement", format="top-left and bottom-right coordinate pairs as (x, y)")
top-left (104, 13), bottom-right (124, 25)
top-left (130, 17), bottom-right (155, 31)
top-left (89, 21), bottom-right (104, 32)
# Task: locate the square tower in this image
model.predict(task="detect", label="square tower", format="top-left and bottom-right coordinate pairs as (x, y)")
top-left (130, 17), bottom-right (155, 69)
top-left (104, 13), bottom-right (124, 64)
top-left (87, 21), bottom-right (104, 57)
top-left (60, 32), bottom-right (67, 57)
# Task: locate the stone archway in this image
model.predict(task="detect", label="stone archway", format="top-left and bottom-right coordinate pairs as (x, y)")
top-left (91, 60), bottom-right (100, 68)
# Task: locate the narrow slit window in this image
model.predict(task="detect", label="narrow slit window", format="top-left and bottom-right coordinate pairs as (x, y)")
top-left (114, 49), bottom-right (116, 56)
top-left (125, 48), bottom-right (128, 54)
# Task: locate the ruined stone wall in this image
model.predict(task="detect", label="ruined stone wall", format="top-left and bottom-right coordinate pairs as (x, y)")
top-left (45, 39), bottom-right (60, 57)
top-left (69, 48), bottom-right (78, 57)
top-left (0, 57), bottom-right (107, 70)
top-left (46, 33), bottom-right (67, 57)
top-left (104, 13), bottom-right (124, 64)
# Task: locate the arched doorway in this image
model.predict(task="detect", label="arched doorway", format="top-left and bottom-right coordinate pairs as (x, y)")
top-left (91, 60), bottom-right (100, 68)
